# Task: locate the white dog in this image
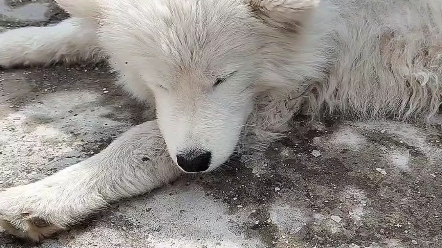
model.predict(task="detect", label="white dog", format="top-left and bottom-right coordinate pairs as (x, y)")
top-left (0, 0), bottom-right (441, 241)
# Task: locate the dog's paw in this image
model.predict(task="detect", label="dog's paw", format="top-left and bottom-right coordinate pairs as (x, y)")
top-left (0, 216), bottom-right (63, 242)
top-left (0, 186), bottom-right (65, 241)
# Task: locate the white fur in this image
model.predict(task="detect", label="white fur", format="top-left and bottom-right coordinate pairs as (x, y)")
top-left (0, 0), bottom-right (441, 241)
top-left (0, 122), bottom-right (181, 240)
top-left (0, 18), bottom-right (102, 66)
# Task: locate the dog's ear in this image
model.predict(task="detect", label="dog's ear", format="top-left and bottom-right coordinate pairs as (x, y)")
top-left (247, 0), bottom-right (320, 31)
top-left (55, 0), bottom-right (101, 19)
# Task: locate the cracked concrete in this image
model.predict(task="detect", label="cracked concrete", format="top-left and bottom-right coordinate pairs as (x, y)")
top-left (0, 1), bottom-right (441, 247)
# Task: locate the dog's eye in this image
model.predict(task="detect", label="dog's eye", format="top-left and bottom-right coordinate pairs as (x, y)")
top-left (214, 77), bottom-right (227, 87)
top-left (213, 71), bottom-right (237, 88)
top-left (156, 84), bottom-right (169, 91)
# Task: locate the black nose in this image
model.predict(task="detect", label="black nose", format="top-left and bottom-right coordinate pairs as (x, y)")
top-left (176, 151), bottom-right (211, 173)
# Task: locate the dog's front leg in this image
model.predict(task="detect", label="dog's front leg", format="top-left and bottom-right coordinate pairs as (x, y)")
top-left (0, 18), bottom-right (102, 68)
top-left (0, 121), bottom-right (182, 241)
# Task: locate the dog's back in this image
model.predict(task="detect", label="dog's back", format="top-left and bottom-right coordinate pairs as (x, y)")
top-left (310, 0), bottom-right (442, 120)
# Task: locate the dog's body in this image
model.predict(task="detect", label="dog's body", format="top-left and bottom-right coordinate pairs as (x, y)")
top-left (0, 0), bottom-right (441, 241)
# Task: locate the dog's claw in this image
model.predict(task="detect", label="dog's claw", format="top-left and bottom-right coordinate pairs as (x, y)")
top-left (0, 217), bottom-right (62, 242)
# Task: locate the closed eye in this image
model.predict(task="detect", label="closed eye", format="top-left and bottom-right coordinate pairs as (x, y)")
top-left (214, 71), bottom-right (237, 87)
top-left (156, 84), bottom-right (169, 91)
top-left (214, 77), bottom-right (227, 87)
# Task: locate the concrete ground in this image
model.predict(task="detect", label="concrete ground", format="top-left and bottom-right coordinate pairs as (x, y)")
top-left (0, 1), bottom-right (441, 247)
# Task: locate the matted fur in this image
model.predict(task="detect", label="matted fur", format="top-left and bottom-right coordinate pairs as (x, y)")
top-left (0, 0), bottom-right (440, 241)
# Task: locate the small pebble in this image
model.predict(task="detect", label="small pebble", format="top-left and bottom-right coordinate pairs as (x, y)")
top-left (330, 215), bottom-right (341, 223)
top-left (376, 168), bottom-right (387, 175)
top-left (311, 150), bottom-right (321, 157)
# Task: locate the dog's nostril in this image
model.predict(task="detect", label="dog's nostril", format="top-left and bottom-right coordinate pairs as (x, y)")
top-left (176, 151), bottom-right (211, 173)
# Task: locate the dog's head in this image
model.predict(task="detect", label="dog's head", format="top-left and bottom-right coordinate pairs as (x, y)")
top-left (57, 0), bottom-right (319, 172)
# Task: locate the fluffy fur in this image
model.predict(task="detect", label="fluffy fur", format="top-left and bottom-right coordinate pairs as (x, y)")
top-left (0, 0), bottom-right (441, 241)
